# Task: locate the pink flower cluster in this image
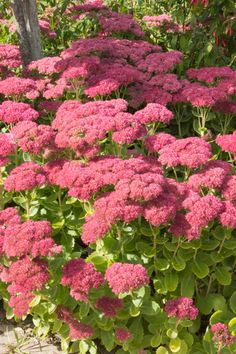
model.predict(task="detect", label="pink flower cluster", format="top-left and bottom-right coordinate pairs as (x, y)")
top-left (164, 297), bottom-right (199, 320)
top-left (0, 133), bottom-right (16, 166)
top-left (4, 162), bottom-right (46, 191)
top-left (95, 296), bottom-right (123, 317)
top-left (2, 256), bottom-right (49, 317)
top-left (211, 323), bottom-right (236, 347)
top-left (0, 44), bottom-right (23, 68)
top-left (61, 258), bottom-right (104, 301)
top-left (0, 101), bottom-right (39, 123)
top-left (11, 121), bottom-right (56, 155)
top-left (3, 220), bottom-right (61, 258)
top-left (105, 262), bottom-right (149, 294)
top-left (115, 328), bottom-right (132, 342)
top-left (0, 208), bottom-right (60, 317)
top-left (57, 305), bottom-right (94, 340)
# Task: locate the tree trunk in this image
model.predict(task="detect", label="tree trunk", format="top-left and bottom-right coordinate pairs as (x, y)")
top-left (10, 0), bottom-right (42, 64)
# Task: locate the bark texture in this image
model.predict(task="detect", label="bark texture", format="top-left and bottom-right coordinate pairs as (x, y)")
top-left (11, 0), bottom-right (42, 64)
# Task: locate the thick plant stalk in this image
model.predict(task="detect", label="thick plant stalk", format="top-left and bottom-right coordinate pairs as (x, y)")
top-left (10, 0), bottom-right (42, 64)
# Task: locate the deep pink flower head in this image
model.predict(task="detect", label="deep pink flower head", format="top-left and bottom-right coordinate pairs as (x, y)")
top-left (105, 262), bottom-right (149, 294)
top-left (11, 121), bottom-right (56, 155)
top-left (95, 296), bottom-right (123, 317)
top-left (61, 258), bottom-right (104, 302)
top-left (3, 220), bottom-right (61, 258)
top-left (134, 103), bottom-right (174, 124)
top-left (220, 175), bottom-right (236, 202)
top-left (164, 297), bottom-right (199, 320)
top-left (188, 160), bottom-right (231, 191)
top-left (115, 328), bottom-right (132, 342)
top-left (211, 323), bottom-right (236, 347)
top-left (158, 137), bottom-right (212, 168)
top-left (0, 208), bottom-right (21, 256)
top-left (187, 67), bottom-right (233, 84)
top-left (0, 77), bottom-right (42, 99)
top-left (144, 133), bottom-right (176, 153)
top-left (185, 195), bottom-right (224, 234)
top-left (58, 56), bottom-right (100, 79)
top-left (9, 292), bottom-right (34, 318)
top-left (0, 44), bottom-right (22, 68)
top-left (6, 256), bottom-right (49, 316)
top-left (144, 192), bottom-right (177, 226)
top-left (56, 305), bottom-right (93, 340)
top-left (0, 207), bottom-right (21, 228)
top-left (6, 256), bottom-right (49, 292)
top-left (4, 162), bottom-right (46, 191)
top-left (216, 132), bottom-right (236, 155)
top-left (219, 201), bottom-right (236, 229)
top-left (0, 133), bottom-right (16, 158)
top-left (0, 101), bottom-right (39, 123)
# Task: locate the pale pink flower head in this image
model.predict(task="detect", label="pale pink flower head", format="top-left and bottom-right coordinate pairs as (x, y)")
top-left (211, 323), bottom-right (236, 347)
top-left (158, 137), bottom-right (212, 168)
top-left (164, 297), bottom-right (199, 320)
top-left (61, 258), bottom-right (104, 302)
top-left (11, 121), bottom-right (56, 155)
top-left (216, 132), bottom-right (236, 154)
top-left (115, 328), bottom-right (132, 342)
top-left (95, 296), bottom-right (123, 317)
top-left (134, 103), bottom-right (174, 124)
top-left (145, 133), bottom-right (176, 152)
top-left (0, 101), bottom-right (39, 123)
top-left (105, 262), bottom-right (149, 294)
top-left (28, 56), bottom-right (61, 75)
top-left (4, 162), bottom-right (46, 191)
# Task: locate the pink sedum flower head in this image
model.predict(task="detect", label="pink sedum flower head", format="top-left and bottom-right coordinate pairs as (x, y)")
top-left (0, 133), bottom-right (16, 164)
top-left (219, 201), bottom-right (236, 229)
top-left (56, 305), bottom-right (94, 340)
top-left (0, 44), bottom-right (22, 68)
top-left (11, 121), bottom-right (56, 155)
top-left (6, 256), bottom-right (49, 317)
top-left (188, 160), bottom-right (232, 191)
top-left (4, 162), bottom-right (46, 192)
top-left (105, 262), bottom-right (149, 294)
top-left (216, 132), bottom-right (236, 155)
top-left (145, 133), bottom-right (176, 153)
top-left (211, 323), bottom-right (236, 347)
top-left (220, 175), bottom-right (236, 202)
top-left (3, 220), bottom-right (62, 258)
top-left (164, 297), bottom-right (199, 320)
top-left (0, 101), bottom-right (39, 124)
top-left (115, 328), bottom-right (132, 342)
top-left (28, 56), bottom-right (61, 75)
top-left (68, 321), bottom-right (94, 340)
top-left (0, 77), bottom-right (43, 99)
top-left (134, 103), bottom-right (174, 124)
top-left (158, 137), bottom-right (212, 168)
top-left (95, 296), bottom-right (123, 317)
top-left (61, 258), bottom-right (104, 302)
